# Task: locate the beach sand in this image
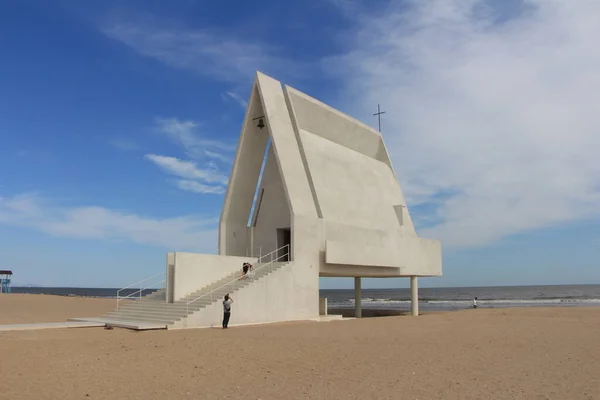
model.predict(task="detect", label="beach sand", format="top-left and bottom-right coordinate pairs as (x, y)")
top-left (0, 295), bottom-right (599, 400)
top-left (0, 293), bottom-right (117, 324)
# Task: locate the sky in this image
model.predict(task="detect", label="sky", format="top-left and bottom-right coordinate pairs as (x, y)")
top-left (1, 0), bottom-right (599, 289)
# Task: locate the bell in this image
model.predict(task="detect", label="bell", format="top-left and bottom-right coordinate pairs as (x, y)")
top-left (256, 118), bottom-right (265, 129)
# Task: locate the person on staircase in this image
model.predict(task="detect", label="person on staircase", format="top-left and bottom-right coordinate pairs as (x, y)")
top-left (222, 294), bottom-right (233, 329)
top-left (240, 262), bottom-right (253, 280)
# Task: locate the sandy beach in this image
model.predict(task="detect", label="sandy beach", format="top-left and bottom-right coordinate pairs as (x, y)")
top-left (0, 294), bottom-right (117, 325)
top-left (1, 295), bottom-right (599, 400)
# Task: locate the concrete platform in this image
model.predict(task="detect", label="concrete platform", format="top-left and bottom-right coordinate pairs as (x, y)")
top-left (316, 315), bottom-right (347, 322)
top-left (0, 321), bottom-right (105, 332)
top-left (68, 317), bottom-right (168, 331)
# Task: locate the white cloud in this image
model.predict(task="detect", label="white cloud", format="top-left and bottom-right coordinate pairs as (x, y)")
top-left (145, 154), bottom-right (228, 185)
top-left (176, 180), bottom-right (226, 195)
top-left (330, 0), bottom-right (600, 247)
top-left (0, 194), bottom-right (217, 251)
top-left (203, 150), bottom-right (232, 164)
top-left (154, 117), bottom-right (234, 161)
top-left (147, 118), bottom-right (233, 195)
top-left (102, 23), bottom-right (293, 82)
top-left (222, 91), bottom-right (248, 108)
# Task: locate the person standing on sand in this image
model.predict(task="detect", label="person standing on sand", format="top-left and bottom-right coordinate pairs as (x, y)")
top-left (473, 297), bottom-right (478, 309)
top-left (223, 294), bottom-right (233, 329)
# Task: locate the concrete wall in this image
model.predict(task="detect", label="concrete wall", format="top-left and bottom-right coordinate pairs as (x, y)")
top-left (219, 71), bottom-right (441, 291)
top-left (166, 253), bottom-right (175, 303)
top-left (178, 214), bottom-right (323, 328)
top-left (252, 146), bottom-right (291, 257)
top-left (179, 260), bottom-right (320, 328)
top-left (219, 86), bottom-right (269, 257)
top-left (298, 129), bottom-right (416, 234)
top-left (324, 236), bottom-right (441, 276)
top-left (256, 73), bottom-right (318, 219)
top-left (319, 297), bottom-right (328, 315)
top-left (398, 237), bottom-right (442, 276)
top-left (171, 253), bottom-right (257, 301)
top-left (325, 240), bottom-right (403, 268)
top-left (285, 78), bottom-right (441, 278)
top-left (285, 86), bottom-right (386, 163)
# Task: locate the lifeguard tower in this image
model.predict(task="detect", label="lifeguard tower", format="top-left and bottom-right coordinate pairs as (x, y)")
top-left (0, 270), bottom-right (12, 293)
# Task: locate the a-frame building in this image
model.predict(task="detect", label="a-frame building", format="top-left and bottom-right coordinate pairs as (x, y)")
top-left (84, 72), bottom-right (442, 330)
top-left (219, 71), bottom-right (442, 320)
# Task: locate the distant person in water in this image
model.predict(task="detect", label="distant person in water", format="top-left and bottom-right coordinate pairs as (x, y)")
top-left (473, 297), bottom-right (478, 309)
top-left (222, 294), bottom-right (233, 329)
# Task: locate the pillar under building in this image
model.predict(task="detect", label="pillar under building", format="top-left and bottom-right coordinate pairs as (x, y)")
top-left (354, 277), bottom-right (362, 318)
top-left (410, 276), bottom-right (418, 316)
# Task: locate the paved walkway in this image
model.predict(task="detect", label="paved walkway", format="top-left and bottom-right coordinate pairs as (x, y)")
top-left (69, 317), bottom-right (168, 331)
top-left (0, 321), bottom-right (105, 332)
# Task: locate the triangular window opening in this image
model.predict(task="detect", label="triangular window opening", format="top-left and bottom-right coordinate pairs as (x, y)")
top-left (247, 137), bottom-right (272, 227)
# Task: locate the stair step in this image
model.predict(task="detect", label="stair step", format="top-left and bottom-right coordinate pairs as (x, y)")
top-left (107, 309), bottom-right (190, 318)
top-left (104, 316), bottom-right (176, 324)
top-left (118, 300), bottom-right (216, 311)
top-left (104, 315), bottom-right (178, 324)
top-left (106, 314), bottom-right (183, 323)
top-left (104, 261), bottom-right (290, 325)
top-left (116, 305), bottom-right (210, 313)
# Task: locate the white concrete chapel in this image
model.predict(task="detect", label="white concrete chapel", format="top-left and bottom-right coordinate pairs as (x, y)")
top-left (85, 72), bottom-right (442, 330)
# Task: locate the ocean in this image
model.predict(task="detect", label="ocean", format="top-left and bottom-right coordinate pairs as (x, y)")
top-left (10, 284), bottom-right (600, 312)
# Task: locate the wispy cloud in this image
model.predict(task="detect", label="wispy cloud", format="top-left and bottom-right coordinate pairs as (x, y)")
top-left (154, 117), bottom-right (234, 161)
top-left (0, 194), bottom-right (217, 251)
top-left (203, 150), bottom-right (232, 164)
top-left (147, 117), bottom-right (233, 195)
top-left (145, 154), bottom-right (228, 195)
top-left (102, 23), bottom-right (294, 82)
top-left (176, 180), bottom-right (226, 195)
top-left (330, 0), bottom-right (600, 247)
top-left (222, 91), bottom-right (248, 109)
top-left (145, 154), bottom-right (227, 184)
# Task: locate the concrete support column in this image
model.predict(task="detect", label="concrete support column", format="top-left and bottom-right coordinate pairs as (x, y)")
top-left (319, 297), bottom-right (328, 316)
top-left (354, 277), bottom-right (362, 318)
top-left (410, 276), bottom-right (419, 316)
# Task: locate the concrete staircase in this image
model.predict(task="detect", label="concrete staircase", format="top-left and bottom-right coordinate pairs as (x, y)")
top-left (93, 262), bottom-right (288, 329)
top-left (139, 288), bottom-right (166, 301)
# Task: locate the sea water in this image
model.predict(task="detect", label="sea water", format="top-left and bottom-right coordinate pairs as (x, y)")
top-left (10, 284), bottom-right (600, 312)
top-left (321, 284), bottom-right (600, 312)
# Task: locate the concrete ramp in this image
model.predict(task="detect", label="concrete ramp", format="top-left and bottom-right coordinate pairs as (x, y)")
top-left (0, 321), bottom-right (105, 332)
top-left (68, 317), bottom-right (167, 331)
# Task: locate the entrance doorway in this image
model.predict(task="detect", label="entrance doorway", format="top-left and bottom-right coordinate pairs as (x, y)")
top-left (276, 228), bottom-right (291, 262)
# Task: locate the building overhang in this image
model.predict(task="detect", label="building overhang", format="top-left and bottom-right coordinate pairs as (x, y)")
top-left (322, 237), bottom-right (442, 277)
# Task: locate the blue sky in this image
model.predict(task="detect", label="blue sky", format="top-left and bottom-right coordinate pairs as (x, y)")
top-left (1, 0), bottom-right (599, 289)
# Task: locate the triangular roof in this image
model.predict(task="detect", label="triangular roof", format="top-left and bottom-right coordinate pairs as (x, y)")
top-left (220, 72), bottom-right (417, 257)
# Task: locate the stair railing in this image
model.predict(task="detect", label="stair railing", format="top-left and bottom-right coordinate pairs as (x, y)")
top-left (257, 243), bottom-right (291, 263)
top-left (245, 246), bottom-right (262, 259)
top-left (116, 271), bottom-right (166, 309)
top-left (185, 244), bottom-right (290, 316)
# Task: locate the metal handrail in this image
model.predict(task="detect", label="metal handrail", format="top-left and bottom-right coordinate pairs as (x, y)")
top-left (245, 246), bottom-right (262, 259)
top-left (117, 271), bottom-right (165, 293)
top-left (116, 272), bottom-right (165, 309)
top-left (185, 244), bottom-right (290, 316)
top-left (116, 279), bottom-right (165, 309)
top-left (257, 244), bottom-right (288, 264)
